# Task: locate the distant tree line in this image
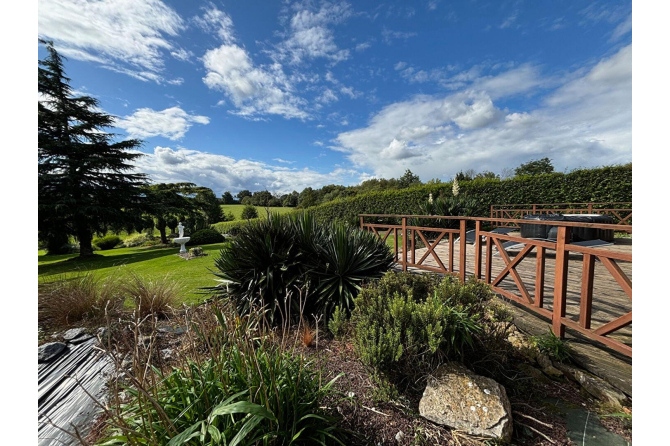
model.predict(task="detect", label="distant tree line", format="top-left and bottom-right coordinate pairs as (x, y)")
top-left (220, 160), bottom-right (557, 209)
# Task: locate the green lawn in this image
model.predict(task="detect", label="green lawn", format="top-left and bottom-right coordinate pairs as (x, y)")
top-left (221, 204), bottom-right (296, 219)
top-left (38, 243), bottom-right (229, 305)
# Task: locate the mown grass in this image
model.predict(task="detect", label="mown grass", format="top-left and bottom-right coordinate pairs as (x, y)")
top-left (38, 243), bottom-right (229, 305)
top-left (220, 204), bottom-right (296, 219)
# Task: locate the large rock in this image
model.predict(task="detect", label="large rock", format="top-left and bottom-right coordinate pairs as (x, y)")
top-left (38, 342), bottom-right (67, 363)
top-left (63, 328), bottom-right (88, 342)
top-left (419, 363), bottom-right (513, 441)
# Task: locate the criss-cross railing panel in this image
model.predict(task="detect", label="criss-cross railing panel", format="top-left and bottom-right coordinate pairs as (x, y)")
top-left (360, 214), bottom-right (633, 357)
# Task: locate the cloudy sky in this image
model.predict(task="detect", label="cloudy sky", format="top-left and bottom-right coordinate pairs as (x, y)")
top-left (37, 0), bottom-right (632, 195)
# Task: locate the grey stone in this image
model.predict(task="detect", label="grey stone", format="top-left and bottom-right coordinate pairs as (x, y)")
top-left (555, 363), bottom-right (628, 409)
top-left (160, 348), bottom-right (174, 360)
top-left (395, 430), bottom-right (405, 443)
top-left (63, 328), bottom-right (87, 341)
top-left (419, 362), bottom-right (513, 441)
top-left (536, 353), bottom-right (563, 378)
top-left (39, 342), bottom-right (67, 363)
top-left (157, 326), bottom-right (186, 335)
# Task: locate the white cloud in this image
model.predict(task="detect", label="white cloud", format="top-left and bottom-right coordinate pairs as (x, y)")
top-left (355, 42), bottom-right (371, 52)
top-left (500, 12), bottom-right (518, 29)
top-left (193, 2), bottom-right (236, 44)
top-left (317, 88), bottom-right (339, 104)
top-left (609, 14), bottom-right (632, 42)
top-left (333, 45), bottom-right (631, 180)
top-left (38, 0), bottom-right (185, 83)
top-left (202, 44), bottom-right (308, 119)
top-left (134, 146), bottom-right (360, 194)
top-left (116, 107), bottom-right (210, 140)
top-left (275, 1), bottom-right (352, 65)
top-left (273, 158), bottom-right (295, 164)
top-left (382, 27), bottom-right (418, 44)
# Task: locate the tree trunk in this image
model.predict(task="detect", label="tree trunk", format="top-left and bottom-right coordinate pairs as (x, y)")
top-left (78, 228), bottom-right (94, 257)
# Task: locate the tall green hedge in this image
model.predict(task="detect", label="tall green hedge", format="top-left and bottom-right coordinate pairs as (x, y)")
top-left (307, 164), bottom-right (632, 224)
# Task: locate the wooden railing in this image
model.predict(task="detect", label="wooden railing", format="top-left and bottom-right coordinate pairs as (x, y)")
top-left (490, 202), bottom-right (632, 226)
top-left (360, 214), bottom-right (633, 357)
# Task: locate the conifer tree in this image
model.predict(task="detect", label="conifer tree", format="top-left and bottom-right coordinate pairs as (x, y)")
top-left (38, 40), bottom-right (147, 256)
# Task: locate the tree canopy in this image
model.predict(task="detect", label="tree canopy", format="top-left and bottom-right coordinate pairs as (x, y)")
top-left (38, 40), bottom-right (147, 256)
top-left (514, 157), bottom-right (555, 177)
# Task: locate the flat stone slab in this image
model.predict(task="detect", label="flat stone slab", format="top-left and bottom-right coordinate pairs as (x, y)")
top-left (38, 342), bottom-right (67, 363)
top-left (62, 328), bottom-right (87, 341)
top-left (419, 362), bottom-right (513, 441)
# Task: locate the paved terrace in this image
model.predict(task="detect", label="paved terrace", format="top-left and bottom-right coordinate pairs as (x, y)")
top-left (393, 233), bottom-right (632, 396)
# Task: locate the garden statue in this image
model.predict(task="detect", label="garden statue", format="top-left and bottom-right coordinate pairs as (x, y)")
top-left (174, 222), bottom-right (190, 255)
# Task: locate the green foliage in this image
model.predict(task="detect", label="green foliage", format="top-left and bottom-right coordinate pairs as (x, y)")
top-left (514, 157), bottom-right (555, 176)
top-left (307, 164), bottom-right (632, 224)
top-left (352, 273), bottom-right (492, 373)
top-left (241, 205), bottom-right (259, 220)
top-left (101, 306), bottom-right (344, 445)
top-left (529, 330), bottom-right (572, 363)
top-left (212, 219), bottom-right (260, 236)
top-left (93, 235), bottom-right (122, 250)
top-left (210, 213), bottom-right (393, 324)
top-left (328, 305), bottom-right (348, 338)
top-left (416, 194), bottom-right (480, 229)
top-left (38, 40), bottom-right (148, 257)
top-left (185, 228), bottom-right (225, 246)
top-left (122, 233), bottom-right (152, 248)
top-left (397, 169), bottom-right (421, 188)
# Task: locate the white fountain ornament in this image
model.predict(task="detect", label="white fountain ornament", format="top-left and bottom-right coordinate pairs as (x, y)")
top-left (174, 222), bottom-right (190, 254)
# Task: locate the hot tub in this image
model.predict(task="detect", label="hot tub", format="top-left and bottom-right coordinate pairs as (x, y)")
top-left (520, 214), bottom-right (614, 242)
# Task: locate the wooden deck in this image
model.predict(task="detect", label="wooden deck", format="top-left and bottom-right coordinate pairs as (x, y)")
top-left (396, 234), bottom-right (632, 394)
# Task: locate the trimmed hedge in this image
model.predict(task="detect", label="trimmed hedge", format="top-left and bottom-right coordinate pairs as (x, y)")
top-left (93, 235), bottom-right (122, 250)
top-left (185, 228), bottom-right (225, 246)
top-left (307, 164), bottom-right (632, 224)
top-left (211, 218), bottom-right (260, 236)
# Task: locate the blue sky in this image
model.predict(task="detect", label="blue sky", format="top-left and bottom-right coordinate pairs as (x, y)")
top-left (37, 0), bottom-right (632, 195)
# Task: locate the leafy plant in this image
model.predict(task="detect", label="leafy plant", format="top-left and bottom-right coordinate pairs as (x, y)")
top-left (210, 213), bottom-right (393, 324)
top-left (100, 304), bottom-right (345, 445)
top-left (328, 305), bottom-right (348, 338)
top-left (241, 205), bottom-right (259, 220)
top-left (122, 233), bottom-right (152, 248)
top-left (352, 272), bottom-right (490, 374)
top-left (92, 235), bottom-right (122, 250)
top-left (211, 214), bottom-right (305, 324)
top-left (185, 228), bottom-right (225, 246)
top-left (530, 330), bottom-right (572, 363)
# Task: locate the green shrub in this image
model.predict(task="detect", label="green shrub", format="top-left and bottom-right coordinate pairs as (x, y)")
top-left (101, 306), bottom-right (344, 445)
top-left (122, 233), bottom-right (152, 247)
top-left (530, 330), bottom-right (572, 363)
top-left (210, 213), bottom-right (393, 324)
top-left (328, 305), bottom-right (348, 338)
top-left (307, 164), bottom-right (632, 224)
top-left (212, 218), bottom-right (260, 236)
top-left (241, 204), bottom-right (259, 220)
top-left (185, 228), bottom-right (225, 246)
top-left (92, 234), bottom-right (122, 250)
top-left (352, 272), bottom-right (492, 373)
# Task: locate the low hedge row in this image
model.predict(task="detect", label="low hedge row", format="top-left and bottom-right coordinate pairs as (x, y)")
top-left (211, 218), bottom-right (261, 236)
top-left (307, 164), bottom-right (632, 224)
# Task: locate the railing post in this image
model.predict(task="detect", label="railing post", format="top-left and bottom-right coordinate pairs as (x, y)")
top-left (588, 203), bottom-right (593, 213)
top-left (552, 226), bottom-right (570, 338)
top-left (474, 220), bottom-right (482, 279)
top-left (360, 215), bottom-right (364, 230)
top-left (402, 217), bottom-right (407, 271)
top-left (532, 204), bottom-right (537, 214)
top-left (459, 219), bottom-right (467, 282)
top-left (490, 205), bottom-right (494, 219)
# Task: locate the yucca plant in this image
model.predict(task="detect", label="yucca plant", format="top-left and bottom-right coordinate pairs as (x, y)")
top-left (210, 214), bottom-right (306, 324)
top-left (312, 224), bottom-right (394, 318)
top-left (210, 213), bottom-right (393, 324)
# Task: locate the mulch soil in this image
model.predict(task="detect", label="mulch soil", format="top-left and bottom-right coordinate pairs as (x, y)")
top-left (58, 308), bottom-right (630, 446)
